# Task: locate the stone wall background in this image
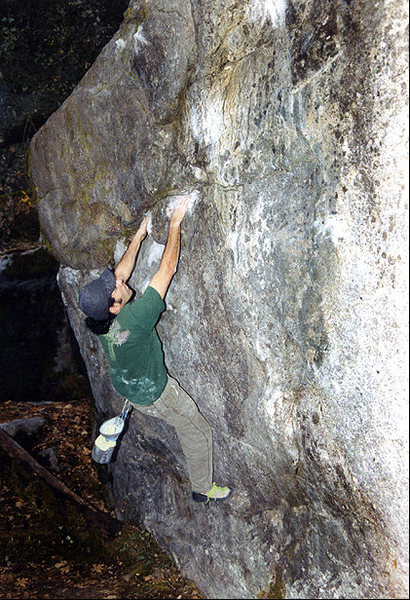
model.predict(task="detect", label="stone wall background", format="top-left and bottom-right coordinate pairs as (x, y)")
top-left (30, 1), bottom-right (408, 598)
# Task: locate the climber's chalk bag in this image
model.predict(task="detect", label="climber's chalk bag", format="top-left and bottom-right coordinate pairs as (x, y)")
top-left (91, 400), bottom-right (132, 464)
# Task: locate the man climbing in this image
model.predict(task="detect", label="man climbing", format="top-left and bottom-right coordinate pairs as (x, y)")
top-left (78, 198), bottom-right (231, 503)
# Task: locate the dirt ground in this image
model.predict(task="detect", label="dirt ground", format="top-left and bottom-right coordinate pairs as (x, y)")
top-left (0, 397), bottom-right (202, 599)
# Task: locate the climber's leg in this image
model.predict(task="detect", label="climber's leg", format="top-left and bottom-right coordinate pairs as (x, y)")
top-left (134, 376), bottom-right (213, 494)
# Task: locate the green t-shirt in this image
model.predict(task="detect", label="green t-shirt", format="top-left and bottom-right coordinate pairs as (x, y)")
top-left (99, 286), bottom-right (168, 405)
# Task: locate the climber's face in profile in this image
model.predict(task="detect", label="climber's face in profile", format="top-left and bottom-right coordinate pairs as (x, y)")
top-left (109, 279), bottom-right (133, 314)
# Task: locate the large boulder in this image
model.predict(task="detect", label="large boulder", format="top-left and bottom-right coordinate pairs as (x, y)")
top-left (30, 1), bottom-right (408, 598)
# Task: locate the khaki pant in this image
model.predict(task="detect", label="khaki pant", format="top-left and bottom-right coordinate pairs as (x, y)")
top-left (132, 377), bottom-right (213, 494)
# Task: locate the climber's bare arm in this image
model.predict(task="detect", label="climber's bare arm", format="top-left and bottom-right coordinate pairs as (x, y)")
top-left (149, 199), bottom-right (189, 299)
top-left (114, 215), bottom-right (149, 282)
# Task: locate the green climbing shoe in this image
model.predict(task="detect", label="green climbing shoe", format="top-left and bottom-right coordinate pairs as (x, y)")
top-left (192, 482), bottom-right (232, 503)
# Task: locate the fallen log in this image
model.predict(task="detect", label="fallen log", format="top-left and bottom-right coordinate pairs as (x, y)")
top-left (0, 416), bottom-right (46, 439)
top-left (0, 426), bottom-right (121, 537)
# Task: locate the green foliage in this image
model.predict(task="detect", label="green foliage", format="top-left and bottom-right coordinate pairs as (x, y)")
top-left (0, 143), bottom-right (38, 251)
top-left (0, 0), bottom-right (128, 252)
top-left (0, 0), bottom-right (128, 103)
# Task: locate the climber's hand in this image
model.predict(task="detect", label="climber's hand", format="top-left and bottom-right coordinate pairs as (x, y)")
top-left (170, 197), bottom-right (190, 226)
top-left (137, 214), bottom-right (150, 239)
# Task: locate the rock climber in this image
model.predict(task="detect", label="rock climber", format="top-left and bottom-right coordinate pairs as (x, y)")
top-left (78, 198), bottom-right (231, 503)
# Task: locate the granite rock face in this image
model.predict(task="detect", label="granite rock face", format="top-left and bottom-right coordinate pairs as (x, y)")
top-left (30, 1), bottom-right (408, 598)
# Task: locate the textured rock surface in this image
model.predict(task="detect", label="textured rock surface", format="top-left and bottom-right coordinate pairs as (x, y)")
top-left (30, 1), bottom-right (408, 598)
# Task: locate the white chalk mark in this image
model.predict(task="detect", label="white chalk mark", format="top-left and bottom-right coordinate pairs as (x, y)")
top-left (165, 190), bottom-right (201, 218)
top-left (115, 38), bottom-right (126, 51)
top-left (133, 25), bottom-right (148, 55)
top-left (190, 91), bottom-right (224, 147)
top-left (248, 0), bottom-right (287, 27)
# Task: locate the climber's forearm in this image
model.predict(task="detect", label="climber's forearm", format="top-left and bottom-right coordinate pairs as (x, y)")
top-left (149, 221), bottom-right (181, 298)
top-left (114, 216), bottom-right (149, 281)
top-left (114, 233), bottom-right (143, 281)
top-left (161, 221), bottom-right (181, 274)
